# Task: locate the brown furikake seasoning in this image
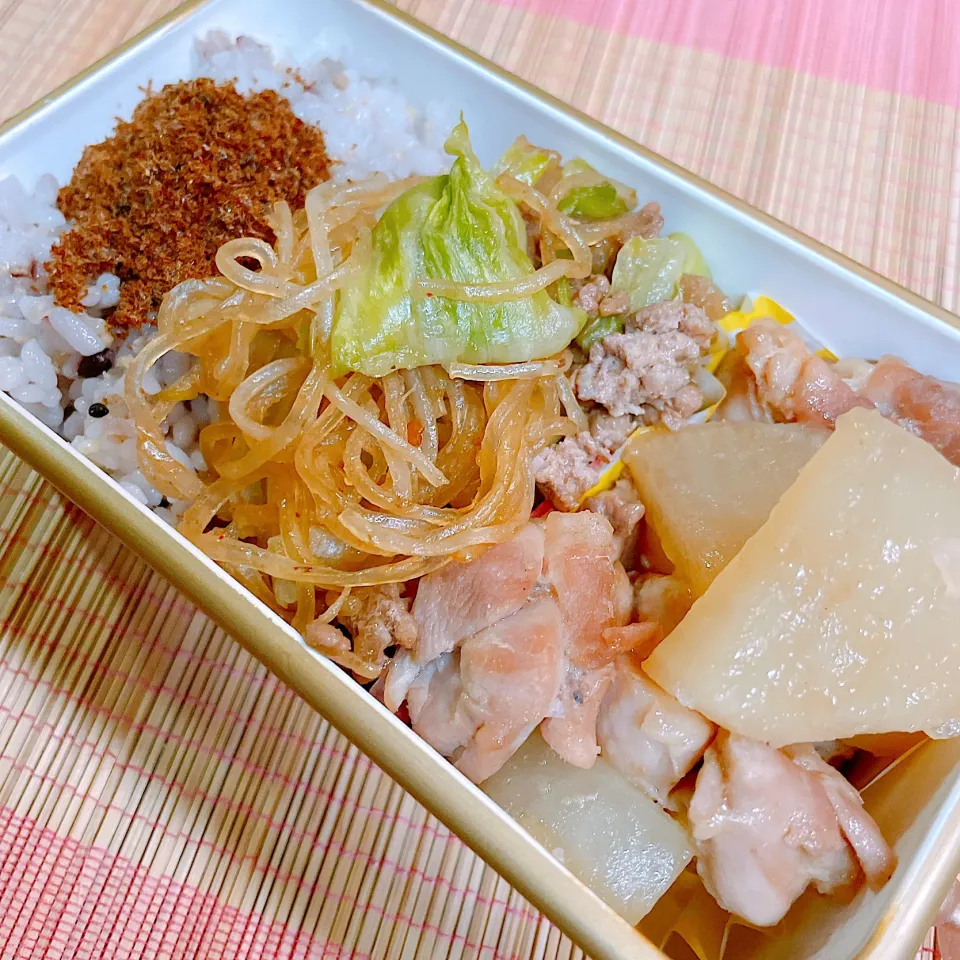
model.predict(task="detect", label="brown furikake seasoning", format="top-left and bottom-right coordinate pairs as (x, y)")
top-left (48, 77), bottom-right (331, 331)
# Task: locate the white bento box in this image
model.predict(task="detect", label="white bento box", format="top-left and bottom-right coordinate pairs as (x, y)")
top-left (0, 2), bottom-right (958, 958)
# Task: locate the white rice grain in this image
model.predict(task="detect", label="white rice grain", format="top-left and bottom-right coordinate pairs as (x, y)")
top-left (0, 30), bottom-right (452, 522)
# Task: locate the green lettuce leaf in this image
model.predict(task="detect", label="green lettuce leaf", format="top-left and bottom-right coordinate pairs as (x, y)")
top-left (558, 183), bottom-right (626, 220)
top-left (491, 135), bottom-right (557, 187)
top-left (611, 236), bottom-right (686, 311)
top-left (576, 313), bottom-right (625, 352)
top-left (332, 120), bottom-right (585, 376)
top-left (669, 232), bottom-right (712, 279)
top-left (555, 158), bottom-right (630, 221)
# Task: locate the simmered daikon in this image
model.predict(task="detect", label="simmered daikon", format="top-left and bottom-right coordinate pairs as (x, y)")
top-left (483, 731), bottom-right (693, 922)
top-left (624, 422), bottom-right (824, 594)
top-left (644, 409), bottom-right (960, 746)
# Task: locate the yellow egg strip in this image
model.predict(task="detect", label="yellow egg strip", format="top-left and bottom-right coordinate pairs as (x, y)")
top-left (581, 458), bottom-right (628, 499)
top-left (719, 294), bottom-right (795, 333)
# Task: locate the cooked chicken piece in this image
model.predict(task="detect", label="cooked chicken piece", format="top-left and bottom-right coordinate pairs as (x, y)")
top-left (381, 648), bottom-right (423, 713)
top-left (733, 323), bottom-right (960, 466)
top-left (583, 478), bottom-right (646, 566)
top-left (541, 664), bottom-right (616, 769)
top-left (412, 523), bottom-right (545, 663)
top-left (785, 744), bottom-right (896, 888)
top-left (458, 724), bottom-right (540, 785)
top-left (458, 599), bottom-right (566, 734)
top-left (833, 356), bottom-right (875, 393)
top-left (395, 514), bottom-right (650, 778)
top-left (633, 574), bottom-right (693, 637)
top-left (732, 323), bottom-right (960, 469)
top-left (536, 512), bottom-right (637, 768)
top-left (690, 733), bottom-right (859, 926)
top-left (597, 654), bottom-right (715, 803)
top-left (714, 349), bottom-right (772, 423)
top-left (406, 652), bottom-right (479, 756)
top-left (860, 355), bottom-right (960, 465)
top-left (403, 598), bottom-right (566, 784)
top-left (688, 733), bottom-right (894, 927)
top-left (456, 598), bottom-right (566, 782)
top-left (678, 273), bottom-right (732, 322)
top-left (600, 621), bottom-right (662, 661)
top-left (736, 319), bottom-right (872, 428)
top-left (542, 511), bottom-right (632, 670)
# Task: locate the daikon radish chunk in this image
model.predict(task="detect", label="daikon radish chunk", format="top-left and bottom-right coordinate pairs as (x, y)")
top-left (644, 409), bottom-right (960, 746)
top-left (624, 422), bottom-right (825, 595)
top-left (484, 731), bottom-right (694, 922)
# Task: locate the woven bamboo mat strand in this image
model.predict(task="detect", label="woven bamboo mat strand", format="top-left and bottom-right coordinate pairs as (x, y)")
top-left (0, 0), bottom-right (952, 957)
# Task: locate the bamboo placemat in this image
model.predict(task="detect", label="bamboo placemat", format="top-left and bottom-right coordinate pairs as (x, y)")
top-left (0, 0), bottom-right (955, 956)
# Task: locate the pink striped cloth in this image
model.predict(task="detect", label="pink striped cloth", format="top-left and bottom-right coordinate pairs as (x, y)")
top-left (495, 0), bottom-right (960, 106)
top-left (0, 0), bottom-right (957, 957)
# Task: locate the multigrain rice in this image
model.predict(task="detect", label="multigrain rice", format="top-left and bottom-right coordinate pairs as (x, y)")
top-left (0, 32), bottom-right (454, 520)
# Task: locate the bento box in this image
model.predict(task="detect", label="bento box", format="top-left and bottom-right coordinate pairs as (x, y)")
top-left (0, 1), bottom-right (959, 958)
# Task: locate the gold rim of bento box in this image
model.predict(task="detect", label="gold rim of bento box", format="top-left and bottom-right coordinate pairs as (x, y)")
top-left (0, 4), bottom-right (958, 960)
top-left (0, 0), bottom-right (208, 138)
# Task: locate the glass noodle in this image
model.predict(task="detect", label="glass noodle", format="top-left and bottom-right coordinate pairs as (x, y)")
top-left (125, 171), bottom-right (600, 679)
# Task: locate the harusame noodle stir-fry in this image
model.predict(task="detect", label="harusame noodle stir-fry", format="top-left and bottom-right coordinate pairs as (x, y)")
top-left (126, 122), bottom-right (600, 677)
top-left (120, 117), bottom-right (960, 936)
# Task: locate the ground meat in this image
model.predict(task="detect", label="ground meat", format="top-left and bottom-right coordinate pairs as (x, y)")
top-left (533, 438), bottom-right (602, 511)
top-left (637, 299), bottom-right (716, 346)
top-left (583, 411), bottom-right (639, 456)
top-left (573, 275), bottom-right (630, 320)
top-left (536, 233), bottom-right (715, 509)
top-left (533, 411), bottom-right (640, 511)
top-left (599, 290), bottom-right (630, 316)
top-left (337, 583), bottom-right (419, 669)
top-left (617, 202), bottom-right (664, 243)
top-left (575, 276), bottom-right (610, 319)
top-left (584, 479), bottom-right (645, 567)
top-left (575, 301), bottom-right (714, 425)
